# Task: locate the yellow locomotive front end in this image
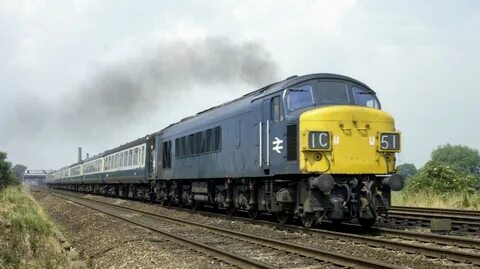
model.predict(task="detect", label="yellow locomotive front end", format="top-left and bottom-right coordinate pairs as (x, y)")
top-left (281, 75), bottom-right (404, 227)
top-left (296, 105), bottom-right (403, 227)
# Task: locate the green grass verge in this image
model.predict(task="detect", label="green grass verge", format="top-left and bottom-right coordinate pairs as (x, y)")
top-left (0, 186), bottom-right (68, 269)
top-left (392, 190), bottom-right (480, 210)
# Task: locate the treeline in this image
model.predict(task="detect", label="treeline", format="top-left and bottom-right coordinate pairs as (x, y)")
top-left (397, 144), bottom-right (480, 207)
top-left (0, 151), bottom-right (27, 190)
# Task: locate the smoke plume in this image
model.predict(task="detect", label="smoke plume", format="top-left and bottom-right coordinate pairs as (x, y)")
top-left (2, 37), bottom-right (279, 154)
top-left (61, 37), bottom-right (278, 134)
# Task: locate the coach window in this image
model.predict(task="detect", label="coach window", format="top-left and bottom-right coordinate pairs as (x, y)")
top-left (271, 96), bottom-right (283, 122)
top-left (128, 150), bottom-right (133, 166)
top-left (285, 85), bottom-right (314, 112)
top-left (133, 148), bottom-right (139, 165)
top-left (123, 151), bottom-right (128, 167)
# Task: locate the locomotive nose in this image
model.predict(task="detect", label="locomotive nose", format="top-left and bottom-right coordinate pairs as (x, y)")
top-left (299, 105), bottom-right (399, 175)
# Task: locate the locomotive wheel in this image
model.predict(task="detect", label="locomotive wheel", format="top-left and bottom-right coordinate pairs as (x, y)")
top-left (275, 211), bottom-right (291, 225)
top-left (301, 213), bottom-right (316, 228)
top-left (225, 205), bottom-right (236, 217)
top-left (248, 208), bottom-right (259, 220)
top-left (358, 218), bottom-right (376, 228)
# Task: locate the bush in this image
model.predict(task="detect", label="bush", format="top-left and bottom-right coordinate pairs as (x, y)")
top-left (405, 161), bottom-right (478, 194)
top-left (396, 163), bottom-right (417, 181)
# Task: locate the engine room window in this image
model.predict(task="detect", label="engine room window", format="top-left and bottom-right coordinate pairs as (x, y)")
top-left (214, 126), bottom-right (222, 151)
top-left (194, 132), bottom-right (202, 154)
top-left (175, 138), bottom-right (180, 157)
top-left (188, 134), bottom-right (195, 155)
top-left (206, 129), bottom-right (212, 152)
top-left (162, 141), bottom-right (172, 168)
top-left (271, 96), bottom-right (283, 122)
top-left (285, 85), bottom-right (314, 111)
top-left (353, 87), bottom-right (380, 109)
top-left (315, 81), bottom-right (350, 104)
top-left (175, 126), bottom-right (222, 158)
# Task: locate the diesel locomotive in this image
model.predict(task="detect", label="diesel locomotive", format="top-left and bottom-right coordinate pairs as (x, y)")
top-left (46, 73), bottom-right (404, 227)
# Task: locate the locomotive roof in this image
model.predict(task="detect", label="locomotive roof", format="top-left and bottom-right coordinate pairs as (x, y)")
top-left (168, 73), bottom-right (374, 129)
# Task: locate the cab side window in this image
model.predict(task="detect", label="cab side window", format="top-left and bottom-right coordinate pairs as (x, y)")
top-left (271, 96), bottom-right (284, 122)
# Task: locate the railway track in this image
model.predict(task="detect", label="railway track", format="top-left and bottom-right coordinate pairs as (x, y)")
top-left (391, 206), bottom-right (480, 217)
top-left (39, 188), bottom-right (480, 268)
top-left (44, 189), bottom-right (402, 269)
top-left (388, 206), bottom-right (480, 234)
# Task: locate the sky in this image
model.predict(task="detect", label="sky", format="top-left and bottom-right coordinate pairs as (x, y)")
top-left (1, 0), bottom-right (479, 170)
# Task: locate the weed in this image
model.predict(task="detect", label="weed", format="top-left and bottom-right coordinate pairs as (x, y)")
top-left (0, 186), bottom-right (68, 269)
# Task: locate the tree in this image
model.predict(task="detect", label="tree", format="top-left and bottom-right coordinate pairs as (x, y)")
top-left (431, 144), bottom-right (480, 176)
top-left (12, 164), bottom-right (27, 181)
top-left (0, 152), bottom-right (17, 188)
top-left (406, 161), bottom-right (477, 194)
top-left (396, 163), bottom-right (417, 180)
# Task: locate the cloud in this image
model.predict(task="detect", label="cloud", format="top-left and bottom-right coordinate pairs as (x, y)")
top-left (234, 0), bottom-right (356, 37)
top-left (0, 37), bottom-right (279, 156)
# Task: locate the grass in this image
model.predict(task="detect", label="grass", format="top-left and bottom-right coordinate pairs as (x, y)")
top-left (392, 190), bottom-right (480, 210)
top-left (0, 185), bottom-right (68, 269)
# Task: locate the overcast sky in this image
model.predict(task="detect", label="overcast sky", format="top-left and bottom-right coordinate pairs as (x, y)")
top-left (1, 0), bottom-right (479, 170)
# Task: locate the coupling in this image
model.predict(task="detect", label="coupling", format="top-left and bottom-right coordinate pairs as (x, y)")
top-left (382, 174), bottom-right (404, 191)
top-left (309, 174), bottom-right (335, 192)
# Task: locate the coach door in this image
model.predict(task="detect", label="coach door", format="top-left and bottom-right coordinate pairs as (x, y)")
top-left (260, 96), bottom-right (285, 174)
